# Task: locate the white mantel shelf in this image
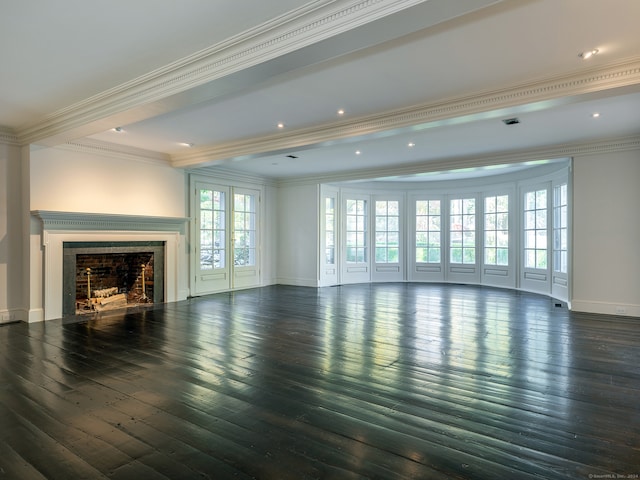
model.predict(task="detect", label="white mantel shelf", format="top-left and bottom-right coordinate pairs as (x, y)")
top-left (32, 210), bottom-right (189, 232)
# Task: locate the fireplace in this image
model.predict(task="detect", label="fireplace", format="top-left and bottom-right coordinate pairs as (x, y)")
top-left (63, 241), bottom-right (165, 316)
top-left (31, 210), bottom-right (187, 321)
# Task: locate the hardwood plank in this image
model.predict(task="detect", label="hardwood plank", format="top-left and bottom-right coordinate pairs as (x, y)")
top-left (1, 283), bottom-right (639, 478)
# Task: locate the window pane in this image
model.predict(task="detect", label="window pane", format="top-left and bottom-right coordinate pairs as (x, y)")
top-left (463, 248), bottom-right (475, 264)
top-left (485, 231), bottom-right (496, 247)
top-left (526, 230), bottom-right (536, 249)
top-left (326, 231), bottom-right (334, 248)
top-left (450, 197), bottom-right (475, 264)
top-left (485, 196), bottom-right (496, 213)
top-left (525, 211), bottom-right (536, 229)
top-left (536, 250), bottom-right (547, 269)
top-left (497, 231), bottom-right (509, 248)
top-left (200, 211), bottom-right (213, 230)
top-left (415, 199), bottom-right (440, 264)
top-left (553, 183), bottom-right (568, 274)
top-left (525, 250), bottom-right (535, 268)
top-left (525, 192), bottom-right (536, 210)
top-left (524, 188), bottom-right (548, 271)
top-left (485, 213), bottom-right (496, 230)
top-left (429, 232), bottom-right (440, 247)
top-left (201, 230), bottom-right (212, 247)
top-left (345, 198), bottom-right (367, 264)
top-left (325, 197), bottom-right (334, 212)
top-left (497, 213), bottom-right (508, 230)
top-left (326, 248), bottom-right (334, 264)
top-left (497, 195), bottom-right (508, 212)
top-left (388, 232), bottom-right (399, 246)
top-left (234, 194), bottom-right (245, 211)
top-left (200, 190), bottom-right (213, 210)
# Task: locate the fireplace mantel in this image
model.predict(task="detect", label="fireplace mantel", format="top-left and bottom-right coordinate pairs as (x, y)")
top-left (32, 211), bottom-right (188, 321)
top-left (32, 210), bottom-right (188, 232)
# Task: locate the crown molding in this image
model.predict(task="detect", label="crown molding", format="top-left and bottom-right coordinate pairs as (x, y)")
top-left (0, 127), bottom-right (19, 146)
top-left (187, 166), bottom-right (278, 188)
top-left (171, 57), bottom-right (640, 169)
top-left (276, 135), bottom-right (640, 186)
top-left (58, 139), bottom-right (171, 166)
top-left (17, 0), bottom-right (427, 145)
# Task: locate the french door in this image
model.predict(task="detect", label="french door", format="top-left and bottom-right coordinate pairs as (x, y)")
top-left (520, 184), bottom-right (550, 295)
top-left (341, 194), bottom-right (370, 284)
top-left (193, 181), bottom-right (260, 295)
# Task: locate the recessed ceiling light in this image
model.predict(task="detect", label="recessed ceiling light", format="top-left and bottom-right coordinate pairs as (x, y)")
top-left (179, 142), bottom-right (194, 147)
top-left (277, 122), bottom-right (285, 129)
top-left (591, 112), bottom-right (600, 118)
top-left (579, 49), bottom-right (599, 59)
top-left (112, 127), bottom-right (124, 132)
top-left (408, 142), bottom-right (416, 148)
top-left (355, 150), bottom-right (361, 155)
top-left (337, 109), bottom-right (345, 116)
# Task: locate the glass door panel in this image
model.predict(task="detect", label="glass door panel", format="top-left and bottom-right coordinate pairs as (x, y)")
top-left (232, 188), bottom-right (260, 289)
top-left (193, 183), bottom-right (231, 295)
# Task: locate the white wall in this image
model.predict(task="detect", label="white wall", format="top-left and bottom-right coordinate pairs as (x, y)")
top-left (572, 149), bottom-right (640, 317)
top-left (0, 142), bottom-right (24, 322)
top-left (28, 146), bottom-right (189, 321)
top-left (276, 183), bottom-right (319, 286)
top-left (31, 146), bottom-right (185, 217)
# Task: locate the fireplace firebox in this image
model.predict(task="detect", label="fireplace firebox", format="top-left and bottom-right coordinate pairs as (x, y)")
top-left (63, 241), bottom-right (165, 316)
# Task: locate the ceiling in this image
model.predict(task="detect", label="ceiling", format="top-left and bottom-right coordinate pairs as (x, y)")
top-left (2, 0), bottom-right (639, 182)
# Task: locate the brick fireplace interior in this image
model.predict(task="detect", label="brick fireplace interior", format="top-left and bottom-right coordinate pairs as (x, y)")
top-left (63, 241), bottom-right (165, 316)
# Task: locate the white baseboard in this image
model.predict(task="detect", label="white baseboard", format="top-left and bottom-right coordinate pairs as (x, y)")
top-left (275, 277), bottom-right (319, 288)
top-left (0, 308), bottom-right (35, 324)
top-left (27, 308), bottom-right (45, 323)
top-left (571, 300), bottom-right (640, 318)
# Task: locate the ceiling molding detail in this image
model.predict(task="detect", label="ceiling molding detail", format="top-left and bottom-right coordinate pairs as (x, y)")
top-left (188, 167), bottom-right (279, 188)
top-left (59, 139), bottom-right (171, 166)
top-left (171, 57), bottom-right (640, 168)
top-left (275, 135), bottom-right (640, 186)
top-left (0, 127), bottom-right (19, 146)
top-left (16, 0), bottom-right (426, 146)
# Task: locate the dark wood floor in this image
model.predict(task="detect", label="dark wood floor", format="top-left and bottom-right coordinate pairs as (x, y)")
top-left (1, 284), bottom-right (639, 479)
